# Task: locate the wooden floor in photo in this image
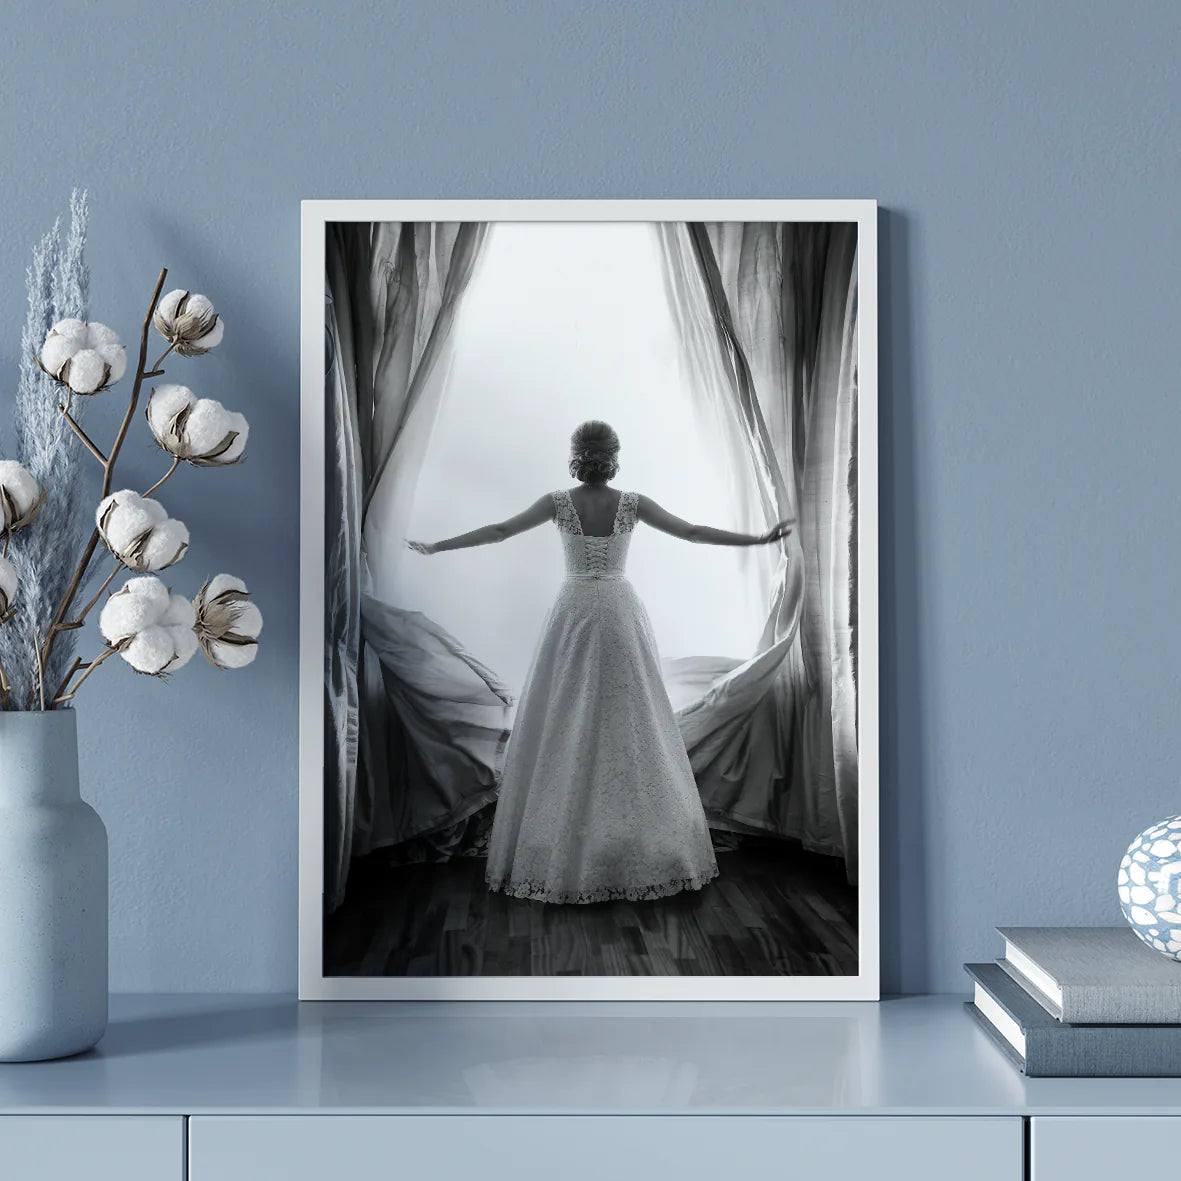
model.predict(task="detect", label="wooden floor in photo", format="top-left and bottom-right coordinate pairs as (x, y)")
top-left (325, 844), bottom-right (858, 977)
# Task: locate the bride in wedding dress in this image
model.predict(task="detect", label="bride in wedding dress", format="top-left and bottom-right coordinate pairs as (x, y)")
top-left (408, 421), bottom-right (792, 905)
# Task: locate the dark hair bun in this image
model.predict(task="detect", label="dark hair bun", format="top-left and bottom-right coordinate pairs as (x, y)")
top-left (569, 420), bottom-right (620, 482)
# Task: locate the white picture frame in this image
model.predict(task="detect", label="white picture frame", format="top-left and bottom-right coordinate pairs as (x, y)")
top-left (299, 200), bottom-right (879, 1000)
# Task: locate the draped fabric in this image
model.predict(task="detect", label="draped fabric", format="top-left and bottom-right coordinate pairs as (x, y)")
top-left (357, 596), bottom-right (511, 848)
top-left (657, 223), bottom-right (860, 876)
top-left (324, 222), bottom-right (500, 910)
top-left (323, 272), bottom-right (364, 914)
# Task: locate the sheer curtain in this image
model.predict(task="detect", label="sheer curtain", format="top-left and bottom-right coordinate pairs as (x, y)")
top-left (324, 221), bottom-right (507, 910)
top-left (657, 222), bottom-right (859, 876)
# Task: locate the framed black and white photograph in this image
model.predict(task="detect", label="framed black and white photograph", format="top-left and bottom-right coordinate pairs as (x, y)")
top-left (299, 200), bottom-right (878, 999)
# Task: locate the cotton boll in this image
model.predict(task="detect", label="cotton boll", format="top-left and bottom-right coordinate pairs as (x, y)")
top-left (182, 399), bottom-right (233, 455)
top-left (166, 627), bottom-right (199, 671)
top-left (232, 600), bottom-right (263, 640)
top-left (219, 411), bottom-right (249, 462)
top-left (141, 517), bottom-right (189, 570)
top-left (41, 320), bottom-right (88, 374)
top-left (154, 289), bottom-right (223, 356)
top-left (147, 383), bottom-right (196, 439)
top-left (191, 319), bottom-right (224, 352)
top-left (65, 349), bottom-right (108, 394)
top-left (83, 323), bottom-right (127, 381)
top-left (194, 574), bottom-right (261, 669)
top-left (119, 575), bottom-right (171, 604)
top-left (161, 593), bottom-right (199, 672)
top-left (99, 596), bottom-right (143, 644)
top-left (161, 593), bottom-right (195, 630)
top-left (0, 555), bottom-right (15, 599)
top-left (103, 579), bottom-right (194, 676)
top-left (95, 342), bottom-right (127, 382)
top-left (39, 332), bottom-right (78, 377)
top-left (204, 573), bottom-right (246, 600)
top-left (40, 320), bottom-right (126, 393)
top-left (210, 637), bottom-right (259, 669)
top-left (154, 290), bottom-right (186, 322)
top-left (151, 393), bottom-right (248, 464)
top-left (190, 398), bottom-right (250, 463)
top-left (96, 492), bottom-right (186, 571)
top-left (0, 461), bottom-right (41, 519)
top-left (99, 577), bottom-right (170, 644)
top-left (96, 491), bottom-right (168, 553)
top-left (185, 293), bottom-right (216, 322)
top-left (50, 318), bottom-right (87, 340)
top-left (0, 554), bottom-right (17, 613)
top-left (121, 626), bottom-right (178, 675)
top-left (84, 322), bottom-right (120, 349)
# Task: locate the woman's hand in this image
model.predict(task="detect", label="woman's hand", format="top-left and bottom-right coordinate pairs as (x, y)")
top-left (756, 519), bottom-right (794, 545)
top-left (405, 540), bottom-right (437, 556)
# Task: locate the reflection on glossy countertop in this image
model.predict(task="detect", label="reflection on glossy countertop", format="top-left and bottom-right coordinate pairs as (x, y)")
top-left (0, 994), bottom-right (1177, 1115)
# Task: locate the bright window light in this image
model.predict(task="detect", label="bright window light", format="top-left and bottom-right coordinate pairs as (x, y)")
top-left (390, 222), bottom-right (765, 694)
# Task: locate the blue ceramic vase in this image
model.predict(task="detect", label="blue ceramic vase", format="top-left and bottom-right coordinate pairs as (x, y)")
top-left (0, 710), bottom-right (108, 1060)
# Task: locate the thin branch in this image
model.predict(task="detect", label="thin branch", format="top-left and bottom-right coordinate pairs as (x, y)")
top-left (39, 530), bottom-right (98, 691)
top-left (0, 651), bottom-right (10, 711)
top-left (58, 405), bottom-right (108, 464)
top-left (51, 656), bottom-right (83, 705)
top-left (148, 342), bottom-right (175, 372)
top-left (142, 455), bottom-right (180, 498)
top-left (41, 266), bottom-right (168, 704)
top-left (71, 562), bottom-right (121, 628)
top-left (2, 530), bottom-right (8, 558)
top-left (103, 266), bottom-right (168, 500)
top-left (52, 647), bottom-right (116, 705)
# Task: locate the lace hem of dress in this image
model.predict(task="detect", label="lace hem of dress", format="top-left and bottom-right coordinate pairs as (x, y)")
top-left (486, 865), bottom-right (718, 905)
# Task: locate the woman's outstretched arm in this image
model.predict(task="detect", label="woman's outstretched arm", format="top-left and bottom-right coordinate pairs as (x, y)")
top-left (407, 494), bottom-right (555, 555)
top-left (636, 495), bottom-right (793, 547)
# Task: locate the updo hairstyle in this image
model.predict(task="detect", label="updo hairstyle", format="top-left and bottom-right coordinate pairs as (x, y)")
top-left (568, 420), bottom-right (620, 482)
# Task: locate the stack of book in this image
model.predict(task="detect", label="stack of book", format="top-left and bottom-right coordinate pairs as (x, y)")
top-left (966, 926), bottom-right (1181, 1076)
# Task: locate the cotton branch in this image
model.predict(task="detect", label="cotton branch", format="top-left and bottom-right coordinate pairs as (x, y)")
top-left (142, 456), bottom-right (180, 498)
top-left (68, 561), bottom-right (122, 630)
top-left (58, 406), bottom-right (108, 464)
top-left (39, 266), bottom-right (169, 707)
top-left (52, 647), bottom-right (116, 705)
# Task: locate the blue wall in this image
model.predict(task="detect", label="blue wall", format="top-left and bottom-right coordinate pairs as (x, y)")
top-left (0, 0), bottom-right (1177, 994)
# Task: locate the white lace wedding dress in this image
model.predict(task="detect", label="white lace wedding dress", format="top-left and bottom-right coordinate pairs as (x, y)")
top-left (485, 488), bottom-right (719, 904)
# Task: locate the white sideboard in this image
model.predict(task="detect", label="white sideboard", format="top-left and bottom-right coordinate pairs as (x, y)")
top-left (0, 994), bottom-right (1178, 1180)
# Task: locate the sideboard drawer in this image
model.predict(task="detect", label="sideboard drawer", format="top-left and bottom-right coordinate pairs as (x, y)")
top-left (190, 1114), bottom-right (1022, 1181)
top-left (1033, 1117), bottom-right (1179, 1181)
top-left (0, 1116), bottom-right (183, 1181)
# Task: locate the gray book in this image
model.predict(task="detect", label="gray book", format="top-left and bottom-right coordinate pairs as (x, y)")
top-left (997, 925), bottom-right (1181, 1024)
top-left (966, 962), bottom-right (1181, 1076)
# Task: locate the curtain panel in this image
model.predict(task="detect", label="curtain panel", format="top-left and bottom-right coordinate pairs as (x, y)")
top-left (323, 221), bottom-right (501, 911)
top-left (657, 222), bottom-right (860, 877)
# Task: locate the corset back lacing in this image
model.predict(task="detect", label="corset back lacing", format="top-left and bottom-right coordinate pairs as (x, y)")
top-left (552, 488), bottom-right (639, 580)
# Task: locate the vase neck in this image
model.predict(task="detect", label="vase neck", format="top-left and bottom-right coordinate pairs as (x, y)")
top-left (0, 711), bottom-right (80, 806)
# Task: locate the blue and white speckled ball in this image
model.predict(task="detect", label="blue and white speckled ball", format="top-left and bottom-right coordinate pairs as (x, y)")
top-left (1119, 816), bottom-right (1181, 959)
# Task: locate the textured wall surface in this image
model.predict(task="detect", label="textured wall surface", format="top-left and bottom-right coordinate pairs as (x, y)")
top-left (0, 0), bottom-right (1177, 994)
